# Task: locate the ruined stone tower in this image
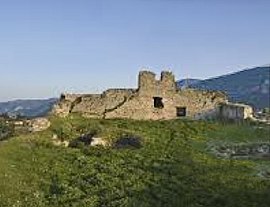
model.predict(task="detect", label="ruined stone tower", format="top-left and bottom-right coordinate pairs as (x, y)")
top-left (138, 71), bottom-right (176, 97)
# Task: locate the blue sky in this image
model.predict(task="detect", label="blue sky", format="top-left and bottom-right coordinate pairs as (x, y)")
top-left (0, 0), bottom-right (269, 101)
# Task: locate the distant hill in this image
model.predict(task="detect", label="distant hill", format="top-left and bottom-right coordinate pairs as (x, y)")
top-left (176, 79), bottom-right (201, 89)
top-left (177, 66), bottom-right (270, 109)
top-left (0, 98), bottom-right (58, 118)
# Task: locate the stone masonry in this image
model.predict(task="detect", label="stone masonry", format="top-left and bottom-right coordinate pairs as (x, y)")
top-left (52, 70), bottom-right (229, 120)
top-left (218, 102), bottom-right (254, 120)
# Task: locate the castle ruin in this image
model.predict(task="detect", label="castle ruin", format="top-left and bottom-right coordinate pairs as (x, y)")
top-left (53, 70), bottom-right (229, 120)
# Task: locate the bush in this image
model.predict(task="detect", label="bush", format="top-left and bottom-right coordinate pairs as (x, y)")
top-left (68, 132), bottom-right (96, 148)
top-left (0, 120), bottom-right (14, 141)
top-left (113, 134), bottom-right (142, 149)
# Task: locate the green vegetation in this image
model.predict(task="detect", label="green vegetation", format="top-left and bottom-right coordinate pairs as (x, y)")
top-left (0, 120), bottom-right (14, 141)
top-left (0, 115), bottom-right (269, 207)
top-left (263, 108), bottom-right (270, 114)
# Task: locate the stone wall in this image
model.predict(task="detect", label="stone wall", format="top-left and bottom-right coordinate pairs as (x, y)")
top-left (53, 70), bottom-right (228, 120)
top-left (105, 88), bottom-right (226, 120)
top-left (53, 89), bottom-right (137, 118)
top-left (218, 102), bottom-right (253, 120)
top-left (138, 71), bottom-right (176, 97)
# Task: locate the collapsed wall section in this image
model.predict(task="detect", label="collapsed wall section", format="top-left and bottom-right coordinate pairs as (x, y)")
top-left (53, 89), bottom-right (136, 118)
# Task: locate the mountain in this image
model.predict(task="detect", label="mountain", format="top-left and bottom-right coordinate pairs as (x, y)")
top-left (0, 98), bottom-right (58, 118)
top-left (177, 66), bottom-right (270, 109)
top-left (176, 78), bottom-right (201, 88)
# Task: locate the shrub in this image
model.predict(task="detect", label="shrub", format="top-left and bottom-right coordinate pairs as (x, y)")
top-left (68, 133), bottom-right (95, 148)
top-left (113, 134), bottom-right (142, 149)
top-left (0, 120), bottom-right (14, 141)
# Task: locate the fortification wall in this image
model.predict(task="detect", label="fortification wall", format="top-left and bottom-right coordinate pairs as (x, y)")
top-left (60, 93), bottom-right (84, 102)
top-left (54, 89), bottom-right (136, 118)
top-left (105, 88), bottom-right (226, 120)
top-left (174, 89), bottom-right (227, 117)
top-left (53, 70), bottom-right (228, 120)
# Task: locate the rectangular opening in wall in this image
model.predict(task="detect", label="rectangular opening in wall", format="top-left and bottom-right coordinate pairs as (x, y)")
top-left (176, 107), bottom-right (187, 117)
top-left (153, 97), bottom-right (164, 109)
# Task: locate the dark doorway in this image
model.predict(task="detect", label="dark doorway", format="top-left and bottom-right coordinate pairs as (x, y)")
top-left (153, 97), bottom-right (164, 109)
top-left (176, 107), bottom-right (187, 117)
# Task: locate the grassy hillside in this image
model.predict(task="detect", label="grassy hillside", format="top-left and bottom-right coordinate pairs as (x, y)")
top-left (0, 120), bottom-right (14, 141)
top-left (0, 115), bottom-right (269, 207)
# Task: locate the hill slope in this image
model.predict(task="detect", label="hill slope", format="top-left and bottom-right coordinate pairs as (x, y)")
top-left (176, 78), bottom-right (201, 88)
top-left (0, 115), bottom-right (269, 206)
top-left (177, 66), bottom-right (270, 109)
top-left (0, 98), bottom-right (58, 117)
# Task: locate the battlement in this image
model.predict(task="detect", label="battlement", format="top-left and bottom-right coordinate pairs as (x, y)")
top-left (138, 71), bottom-right (156, 93)
top-left (160, 71), bottom-right (176, 91)
top-left (161, 71), bottom-right (174, 81)
top-left (138, 70), bottom-right (176, 95)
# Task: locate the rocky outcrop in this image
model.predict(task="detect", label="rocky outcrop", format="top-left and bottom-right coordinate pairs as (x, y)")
top-left (90, 137), bottom-right (107, 147)
top-left (209, 142), bottom-right (270, 160)
top-left (27, 118), bottom-right (51, 132)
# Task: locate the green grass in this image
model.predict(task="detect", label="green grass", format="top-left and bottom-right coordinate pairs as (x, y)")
top-left (205, 121), bottom-right (269, 143)
top-left (0, 115), bottom-right (269, 207)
